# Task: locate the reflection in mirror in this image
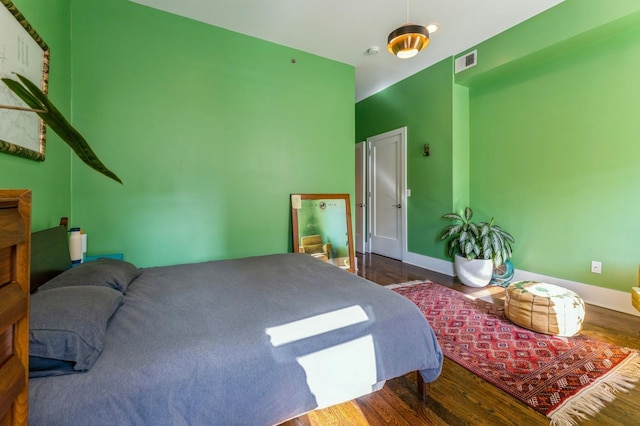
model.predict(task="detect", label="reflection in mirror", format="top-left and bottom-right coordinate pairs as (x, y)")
top-left (291, 193), bottom-right (355, 273)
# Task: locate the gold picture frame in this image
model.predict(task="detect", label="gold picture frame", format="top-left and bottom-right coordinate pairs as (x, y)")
top-left (291, 193), bottom-right (355, 273)
top-left (0, 0), bottom-right (50, 161)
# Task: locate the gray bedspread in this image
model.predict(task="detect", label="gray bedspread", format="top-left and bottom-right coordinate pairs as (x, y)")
top-left (29, 253), bottom-right (442, 425)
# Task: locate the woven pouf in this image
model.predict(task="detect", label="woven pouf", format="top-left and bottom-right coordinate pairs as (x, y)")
top-left (504, 281), bottom-right (585, 337)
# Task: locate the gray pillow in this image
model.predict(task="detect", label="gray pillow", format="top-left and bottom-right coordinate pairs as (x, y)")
top-left (38, 257), bottom-right (141, 293)
top-left (30, 286), bottom-right (124, 375)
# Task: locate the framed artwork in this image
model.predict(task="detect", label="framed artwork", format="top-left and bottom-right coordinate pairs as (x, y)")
top-left (0, 0), bottom-right (50, 161)
top-left (291, 193), bottom-right (355, 273)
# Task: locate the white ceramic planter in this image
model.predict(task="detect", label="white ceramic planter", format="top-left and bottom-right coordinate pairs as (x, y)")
top-left (454, 254), bottom-right (493, 287)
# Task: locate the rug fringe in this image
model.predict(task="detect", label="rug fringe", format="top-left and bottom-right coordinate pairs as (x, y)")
top-left (549, 351), bottom-right (640, 426)
top-left (385, 280), bottom-right (429, 289)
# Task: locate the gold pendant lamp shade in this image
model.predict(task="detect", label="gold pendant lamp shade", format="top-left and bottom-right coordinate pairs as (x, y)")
top-left (387, 24), bottom-right (430, 59)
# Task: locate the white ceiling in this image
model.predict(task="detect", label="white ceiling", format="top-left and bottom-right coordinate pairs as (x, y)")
top-left (130, 0), bottom-right (563, 101)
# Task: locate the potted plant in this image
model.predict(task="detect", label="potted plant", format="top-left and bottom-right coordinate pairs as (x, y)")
top-left (439, 207), bottom-right (515, 287)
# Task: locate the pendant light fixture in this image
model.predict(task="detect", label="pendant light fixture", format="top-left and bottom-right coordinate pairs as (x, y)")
top-left (387, 0), bottom-right (430, 59)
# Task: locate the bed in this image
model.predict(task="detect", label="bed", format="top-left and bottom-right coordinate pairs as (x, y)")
top-left (1, 195), bottom-right (443, 426)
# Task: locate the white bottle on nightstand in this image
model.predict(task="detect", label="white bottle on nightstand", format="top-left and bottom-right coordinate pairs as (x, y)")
top-left (69, 228), bottom-right (82, 265)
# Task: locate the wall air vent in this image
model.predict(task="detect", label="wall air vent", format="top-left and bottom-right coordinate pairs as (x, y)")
top-left (455, 50), bottom-right (477, 73)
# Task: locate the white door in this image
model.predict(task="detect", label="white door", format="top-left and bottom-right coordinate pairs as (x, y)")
top-left (368, 128), bottom-right (405, 260)
top-left (355, 142), bottom-right (366, 253)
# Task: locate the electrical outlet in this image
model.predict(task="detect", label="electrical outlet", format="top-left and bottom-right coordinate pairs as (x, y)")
top-left (591, 261), bottom-right (602, 274)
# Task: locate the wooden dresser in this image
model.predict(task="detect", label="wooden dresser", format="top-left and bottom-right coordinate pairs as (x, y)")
top-left (0, 190), bottom-right (31, 426)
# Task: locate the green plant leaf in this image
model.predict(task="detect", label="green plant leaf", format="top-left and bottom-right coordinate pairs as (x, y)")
top-left (482, 235), bottom-right (492, 256)
top-left (2, 74), bottom-right (122, 184)
top-left (463, 241), bottom-right (475, 259)
top-left (468, 222), bottom-right (479, 237)
top-left (439, 224), bottom-right (460, 240)
top-left (498, 227), bottom-right (515, 243)
top-left (464, 207), bottom-right (473, 222)
top-left (445, 239), bottom-right (456, 257)
top-left (443, 212), bottom-right (463, 221)
top-left (491, 232), bottom-right (502, 250)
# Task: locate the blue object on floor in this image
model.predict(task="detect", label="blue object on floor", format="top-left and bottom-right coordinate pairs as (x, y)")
top-left (490, 259), bottom-right (514, 287)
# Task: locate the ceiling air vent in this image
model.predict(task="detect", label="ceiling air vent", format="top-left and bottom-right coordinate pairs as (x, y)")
top-left (455, 50), bottom-right (477, 73)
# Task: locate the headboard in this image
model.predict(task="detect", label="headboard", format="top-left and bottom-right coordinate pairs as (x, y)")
top-left (30, 220), bottom-right (71, 293)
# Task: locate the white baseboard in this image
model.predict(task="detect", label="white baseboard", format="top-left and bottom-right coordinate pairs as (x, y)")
top-left (403, 251), bottom-right (640, 317)
top-left (404, 251), bottom-right (455, 276)
top-left (512, 269), bottom-right (640, 317)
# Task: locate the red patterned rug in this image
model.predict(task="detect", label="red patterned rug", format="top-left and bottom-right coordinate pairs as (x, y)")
top-left (390, 281), bottom-right (640, 425)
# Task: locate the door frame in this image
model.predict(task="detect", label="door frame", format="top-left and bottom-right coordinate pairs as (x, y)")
top-left (355, 141), bottom-right (367, 254)
top-left (365, 127), bottom-right (407, 261)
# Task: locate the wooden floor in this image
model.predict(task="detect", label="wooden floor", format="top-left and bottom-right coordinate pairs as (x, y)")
top-left (281, 253), bottom-right (640, 426)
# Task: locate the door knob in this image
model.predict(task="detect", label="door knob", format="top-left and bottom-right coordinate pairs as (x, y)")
top-left (393, 204), bottom-right (401, 208)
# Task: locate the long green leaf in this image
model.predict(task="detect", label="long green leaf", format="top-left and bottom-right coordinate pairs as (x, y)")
top-left (16, 74), bottom-right (122, 184)
top-left (3, 74), bottom-right (122, 184)
top-left (1, 78), bottom-right (46, 112)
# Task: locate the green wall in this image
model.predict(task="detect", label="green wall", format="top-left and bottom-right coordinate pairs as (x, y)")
top-left (356, 58), bottom-right (454, 257)
top-left (0, 0), bottom-right (71, 230)
top-left (68, 0), bottom-right (354, 267)
top-left (356, 0), bottom-right (640, 292)
top-left (469, 21), bottom-right (640, 292)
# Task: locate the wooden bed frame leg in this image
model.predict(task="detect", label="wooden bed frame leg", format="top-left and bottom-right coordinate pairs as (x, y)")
top-left (416, 371), bottom-right (427, 401)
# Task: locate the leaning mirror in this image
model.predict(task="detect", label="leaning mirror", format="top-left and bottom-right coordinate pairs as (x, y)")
top-left (291, 193), bottom-right (356, 273)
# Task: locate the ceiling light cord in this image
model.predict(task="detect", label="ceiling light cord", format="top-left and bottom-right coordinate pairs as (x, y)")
top-left (406, 0), bottom-right (409, 23)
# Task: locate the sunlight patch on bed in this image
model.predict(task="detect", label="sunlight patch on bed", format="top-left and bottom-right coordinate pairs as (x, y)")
top-left (297, 335), bottom-right (378, 408)
top-left (265, 306), bottom-right (378, 408)
top-left (265, 305), bottom-right (369, 346)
